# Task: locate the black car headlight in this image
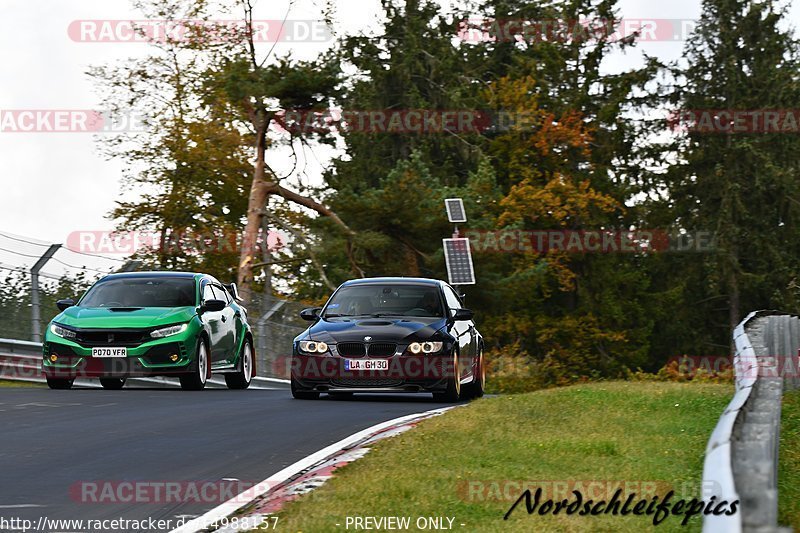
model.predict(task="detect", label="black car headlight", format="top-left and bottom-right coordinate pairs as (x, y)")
top-left (299, 340), bottom-right (329, 354)
top-left (408, 341), bottom-right (444, 354)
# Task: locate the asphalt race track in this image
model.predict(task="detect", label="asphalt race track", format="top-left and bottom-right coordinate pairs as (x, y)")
top-left (0, 386), bottom-right (454, 529)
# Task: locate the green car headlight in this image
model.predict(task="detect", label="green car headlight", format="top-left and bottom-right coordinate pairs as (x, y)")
top-left (150, 323), bottom-right (188, 339)
top-left (50, 323), bottom-right (77, 340)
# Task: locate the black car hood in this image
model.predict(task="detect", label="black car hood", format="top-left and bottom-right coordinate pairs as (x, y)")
top-left (303, 316), bottom-right (448, 344)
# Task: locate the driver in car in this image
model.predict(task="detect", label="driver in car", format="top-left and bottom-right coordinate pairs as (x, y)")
top-left (417, 292), bottom-right (440, 316)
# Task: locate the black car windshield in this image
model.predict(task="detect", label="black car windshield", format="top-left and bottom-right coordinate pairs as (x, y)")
top-left (79, 277), bottom-right (196, 308)
top-left (324, 284), bottom-right (444, 318)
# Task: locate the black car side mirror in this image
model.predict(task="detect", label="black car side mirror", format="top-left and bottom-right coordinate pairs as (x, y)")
top-left (452, 308), bottom-right (474, 321)
top-left (200, 299), bottom-right (226, 313)
top-left (300, 307), bottom-right (321, 321)
top-left (56, 299), bottom-right (75, 311)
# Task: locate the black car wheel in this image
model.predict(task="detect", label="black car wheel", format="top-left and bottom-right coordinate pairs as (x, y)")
top-left (462, 347), bottom-right (485, 400)
top-left (180, 338), bottom-right (208, 391)
top-left (291, 377), bottom-right (319, 400)
top-left (433, 350), bottom-right (461, 402)
top-left (225, 340), bottom-right (253, 390)
top-left (99, 377), bottom-right (126, 390)
top-left (46, 377), bottom-right (74, 390)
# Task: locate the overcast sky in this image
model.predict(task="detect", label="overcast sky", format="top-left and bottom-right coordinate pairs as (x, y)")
top-left (0, 0), bottom-right (796, 278)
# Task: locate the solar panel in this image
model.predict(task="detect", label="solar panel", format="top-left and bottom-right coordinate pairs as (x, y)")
top-left (443, 238), bottom-right (476, 285)
top-left (444, 198), bottom-right (467, 223)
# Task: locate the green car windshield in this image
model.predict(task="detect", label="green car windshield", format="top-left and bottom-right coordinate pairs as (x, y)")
top-left (80, 277), bottom-right (196, 308)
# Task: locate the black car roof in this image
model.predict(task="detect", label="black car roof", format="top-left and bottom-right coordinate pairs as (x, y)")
top-left (341, 277), bottom-right (443, 287)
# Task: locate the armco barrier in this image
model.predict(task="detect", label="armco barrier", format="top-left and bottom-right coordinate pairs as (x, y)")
top-left (703, 311), bottom-right (798, 533)
top-left (0, 337), bottom-right (43, 356)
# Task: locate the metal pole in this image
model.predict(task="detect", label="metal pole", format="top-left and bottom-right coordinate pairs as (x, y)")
top-left (31, 244), bottom-right (61, 343)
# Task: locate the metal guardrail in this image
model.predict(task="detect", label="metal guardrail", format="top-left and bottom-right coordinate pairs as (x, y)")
top-left (0, 337), bottom-right (44, 355)
top-left (703, 311), bottom-right (797, 533)
top-left (0, 338), bottom-right (287, 389)
top-left (0, 337), bottom-right (46, 383)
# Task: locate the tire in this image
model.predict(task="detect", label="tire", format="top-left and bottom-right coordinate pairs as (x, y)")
top-left (225, 340), bottom-right (253, 390)
top-left (461, 347), bottom-right (485, 400)
top-left (291, 377), bottom-right (319, 400)
top-left (180, 339), bottom-right (208, 391)
top-left (46, 377), bottom-right (74, 390)
top-left (99, 377), bottom-right (126, 390)
top-left (433, 350), bottom-right (461, 402)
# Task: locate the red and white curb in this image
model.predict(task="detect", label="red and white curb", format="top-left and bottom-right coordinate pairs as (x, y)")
top-left (170, 406), bottom-right (456, 533)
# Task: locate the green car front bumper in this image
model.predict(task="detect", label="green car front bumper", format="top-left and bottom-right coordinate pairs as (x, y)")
top-left (42, 322), bottom-right (201, 379)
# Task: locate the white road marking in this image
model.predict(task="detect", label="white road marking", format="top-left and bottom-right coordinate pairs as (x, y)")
top-left (15, 402), bottom-right (81, 408)
top-left (170, 407), bottom-right (455, 533)
top-left (0, 504), bottom-right (44, 508)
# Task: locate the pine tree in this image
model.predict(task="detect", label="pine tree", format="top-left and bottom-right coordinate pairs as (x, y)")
top-left (666, 0), bottom-right (800, 338)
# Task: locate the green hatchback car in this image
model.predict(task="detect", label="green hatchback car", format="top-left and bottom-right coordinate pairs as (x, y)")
top-left (43, 272), bottom-right (254, 391)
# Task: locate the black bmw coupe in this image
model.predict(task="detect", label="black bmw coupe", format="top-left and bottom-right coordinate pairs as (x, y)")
top-left (291, 277), bottom-right (484, 401)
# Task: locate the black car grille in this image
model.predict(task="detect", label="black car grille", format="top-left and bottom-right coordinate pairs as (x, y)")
top-left (74, 329), bottom-right (149, 347)
top-left (332, 378), bottom-right (404, 388)
top-left (336, 342), bottom-right (397, 357)
top-left (368, 343), bottom-right (397, 357)
top-left (337, 342), bottom-right (366, 357)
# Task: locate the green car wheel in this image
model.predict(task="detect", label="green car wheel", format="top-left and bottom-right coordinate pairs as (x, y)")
top-left (179, 339), bottom-right (208, 391)
top-left (225, 340), bottom-right (253, 390)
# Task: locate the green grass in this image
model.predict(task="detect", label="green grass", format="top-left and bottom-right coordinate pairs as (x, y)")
top-left (270, 382), bottom-right (731, 532)
top-left (779, 389), bottom-right (800, 528)
top-left (0, 379), bottom-right (43, 387)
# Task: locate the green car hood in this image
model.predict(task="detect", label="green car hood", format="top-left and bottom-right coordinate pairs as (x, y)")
top-left (55, 306), bottom-right (197, 329)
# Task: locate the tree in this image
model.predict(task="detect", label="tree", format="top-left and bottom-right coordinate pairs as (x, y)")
top-left (91, 0), bottom-right (361, 302)
top-left (662, 0), bottom-right (800, 338)
top-left (90, 0), bottom-right (252, 280)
